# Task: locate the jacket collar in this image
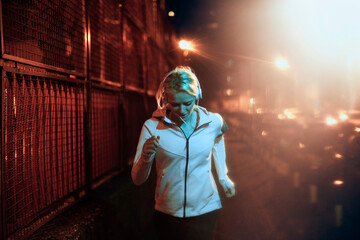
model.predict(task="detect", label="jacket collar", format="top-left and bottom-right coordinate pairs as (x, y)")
top-left (152, 106), bottom-right (212, 127)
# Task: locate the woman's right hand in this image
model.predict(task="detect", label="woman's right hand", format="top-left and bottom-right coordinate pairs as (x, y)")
top-left (142, 136), bottom-right (160, 157)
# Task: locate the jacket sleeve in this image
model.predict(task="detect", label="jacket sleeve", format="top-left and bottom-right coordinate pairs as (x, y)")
top-left (212, 114), bottom-right (235, 197)
top-left (212, 134), bottom-right (228, 181)
top-left (131, 121), bottom-right (156, 185)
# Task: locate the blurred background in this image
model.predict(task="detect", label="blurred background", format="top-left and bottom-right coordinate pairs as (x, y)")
top-left (168, 0), bottom-right (360, 113)
top-left (1, 0), bottom-right (360, 239)
top-left (167, 1), bottom-right (360, 239)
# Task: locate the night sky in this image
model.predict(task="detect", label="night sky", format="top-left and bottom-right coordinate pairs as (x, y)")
top-left (165, 0), bottom-right (360, 112)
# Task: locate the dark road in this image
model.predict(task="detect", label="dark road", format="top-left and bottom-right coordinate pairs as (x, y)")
top-left (214, 139), bottom-right (360, 240)
top-left (215, 141), bottom-right (277, 240)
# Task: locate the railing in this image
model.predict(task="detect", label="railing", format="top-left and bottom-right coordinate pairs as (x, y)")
top-left (0, 0), bottom-right (182, 239)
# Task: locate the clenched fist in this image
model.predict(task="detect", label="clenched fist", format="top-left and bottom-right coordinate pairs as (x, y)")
top-left (220, 176), bottom-right (235, 198)
top-left (142, 136), bottom-right (160, 158)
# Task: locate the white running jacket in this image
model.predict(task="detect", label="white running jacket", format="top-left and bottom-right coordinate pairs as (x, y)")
top-left (131, 106), bottom-right (231, 218)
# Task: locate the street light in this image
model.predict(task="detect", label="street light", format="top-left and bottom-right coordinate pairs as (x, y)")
top-left (179, 39), bottom-right (194, 57)
top-left (168, 11), bottom-right (175, 17)
top-left (179, 40), bottom-right (193, 50)
top-left (275, 57), bottom-right (290, 69)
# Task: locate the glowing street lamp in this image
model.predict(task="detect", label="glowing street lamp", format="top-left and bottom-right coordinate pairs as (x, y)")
top-left (326, 116), bottom-right (338, 126)
top-left (275, 58), bottom-right (290, 69)
top-left (179, 40), bottom-right (193, 50)
top-left (168, 11), bottom-right (175, 17)
top-left (333, 179), bottom-right (344, 186)
top-left (179, 40), bottom-right (194, 57)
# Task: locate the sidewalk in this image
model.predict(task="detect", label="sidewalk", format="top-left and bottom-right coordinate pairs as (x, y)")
top-left (28, 142), bottom-right (299, 240)
top-left (29, 168), bottom-right (157, 240)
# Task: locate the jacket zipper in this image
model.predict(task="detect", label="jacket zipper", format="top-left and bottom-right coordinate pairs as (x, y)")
top-left (177, 127), bottom-right (190, 217)
top-left (178, 122), bottom-right (210, 218)
top-left (184, 137), bottom-right (189, 217)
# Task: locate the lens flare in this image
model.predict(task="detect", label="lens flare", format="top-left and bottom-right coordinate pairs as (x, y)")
top-left (179, 40), bottom-right (192, 50)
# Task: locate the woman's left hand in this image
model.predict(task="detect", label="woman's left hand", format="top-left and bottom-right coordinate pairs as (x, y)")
top-left (220, 176), bottom-right (235, 198)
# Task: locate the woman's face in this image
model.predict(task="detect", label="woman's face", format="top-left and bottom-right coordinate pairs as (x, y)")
top-left (166, 91), bottom-right (196, 122)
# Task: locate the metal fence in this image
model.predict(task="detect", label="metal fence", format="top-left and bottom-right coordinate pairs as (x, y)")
top-left (91, 87), bottom-right (121, 181)
top-left (2, 0), bottom-right (87, 74)
top-left (0, 0), bottom-right (182, 239)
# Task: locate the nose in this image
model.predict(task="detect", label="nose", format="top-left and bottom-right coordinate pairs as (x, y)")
top-left (177, 105), bottom-right (186, 115)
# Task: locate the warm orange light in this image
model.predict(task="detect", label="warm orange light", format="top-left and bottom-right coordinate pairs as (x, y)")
top-left (256, 108), bottom-right (263, 114)
top-left (335, 153), bottom-right (343, 159)
top-left (261, 130), bottom-right (268, 136)
top-left (333, 180), bottom-right (344, 186)
top-left (299, 143), bottom-right (305, 149)
top-left (278, 114), bottom-right (286, 120)
top-left (168, 11), bottom-right (175, 17)
top-left (324, 145), bottom-right (333, 150)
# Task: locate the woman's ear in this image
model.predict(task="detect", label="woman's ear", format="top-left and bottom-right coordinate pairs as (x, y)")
top-left (162, 93), bottom-right (168, 105)
top-left (158, 92), bottom-right (166, 109)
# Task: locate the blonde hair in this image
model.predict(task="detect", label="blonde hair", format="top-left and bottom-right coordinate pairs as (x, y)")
top-left (156, 66), bottom-right (202, 109)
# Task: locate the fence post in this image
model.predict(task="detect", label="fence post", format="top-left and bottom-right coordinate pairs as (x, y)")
top-left (84, 0), bottom-right (92, 195)
top-left (0, 0), bottom-right (5, 236)
top-left (1, 68), bottom-right (5, 240)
